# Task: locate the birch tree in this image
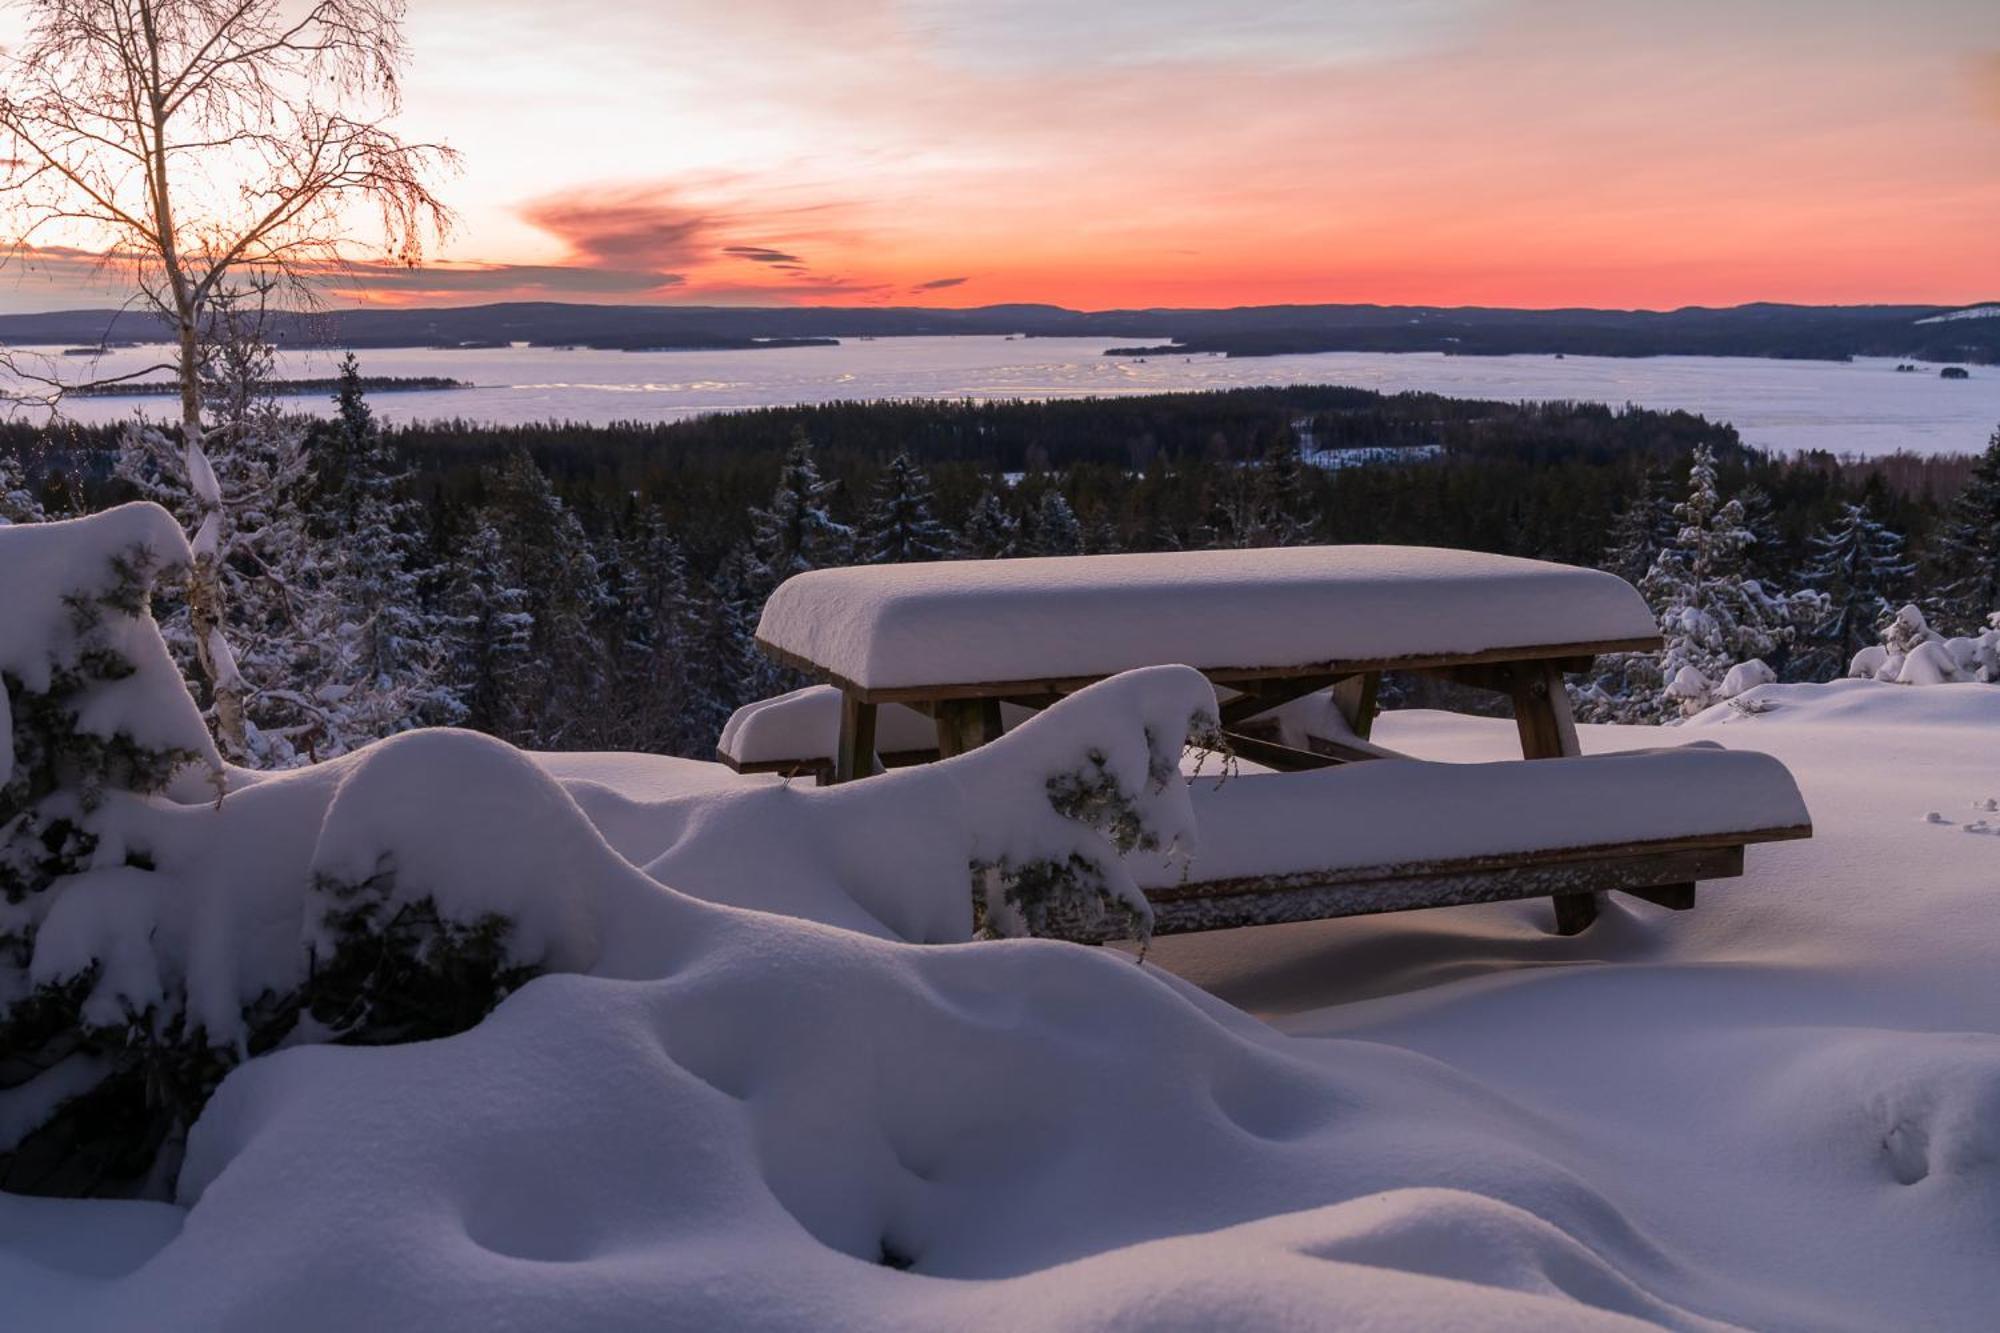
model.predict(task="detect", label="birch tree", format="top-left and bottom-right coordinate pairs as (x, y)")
top-left (0, 0), bottom-right (454, 756)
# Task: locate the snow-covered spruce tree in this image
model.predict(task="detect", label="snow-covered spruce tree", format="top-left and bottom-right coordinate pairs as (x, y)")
top-left (960, 488), bottom-right (1019, 559)
top-left (684, 545), bottom-right (766, 753)
top-left (0, 445), bottom-right (43, 523)
top-left (1637, 445), bottom-right (1824, 716)
top-left (1083, 509), bottom-right (1123, 555)
top-left (0, 507), bottom-right (219, 1194)
top-left (474, 449), bottom-right (607, 748)
top-left (306, 357), bottom-right (458, 750)
top-left (2, 509), bottom-right (552, 1197)
top-left (1796, 500), bottom-right (1913, 678)
top-left (440, 514), bottom-right (536, 743)
top-left (858, 452), bottom-right (955, 564)
top-left (750, 428), bottom-right (852, 584)
top-left (1248, 432), bottom-right (1316, 546)
top-left (602, 506), bottom-right (702, 753)
top-left (1929, 427), bottom-right (2000, 634)
top-left (1599, 467), bottom-right (1677, 586)
top-left (1029, 488), bottom-right (1083, 556)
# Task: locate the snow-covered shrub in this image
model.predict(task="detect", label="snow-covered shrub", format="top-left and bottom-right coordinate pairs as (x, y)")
top-left (951, 667), bottom-right (1221, 945)
top-left (1718, 659), bottom-right (1777, 700)
top-left (0, 509), bottom-right (560, 1195)
top-left (1849, 604), bottom-right (1999, 685)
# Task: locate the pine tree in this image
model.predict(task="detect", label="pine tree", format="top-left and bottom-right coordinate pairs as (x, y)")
top-left (1930, 427), bottom-right (2000, 634)
top-left (0, 445), bottom-right (42, 523)
top-left (442, 513), bottom-right (535, 740)
top-left (1248, 432), bottom-right (1315, 546)
top-left (606, 506), bottom-right (701, 751)
top-left (750, 428), bottom-right (851, 583)
top-left (688, 544), bottom-right (766, 745)
top-left (1600, 468), bottom-right (1676, 585)
top-left (311, 358), bottom-right (455, 748)
top-left (857, 452), bottom-right (954, 563)
top-left (1082, 510), bottom-right (1122, 555)
top-left (1797, 500), bottom-right (1913, 677)
top-left (1029, 488), bottom-right (1083, 556)
top-left (478, 448), bottom-right (608, 747)
top-left (1735, 483), bottom-right (1786, 583)
top-left (960, 489), bottom-right (1018, 559)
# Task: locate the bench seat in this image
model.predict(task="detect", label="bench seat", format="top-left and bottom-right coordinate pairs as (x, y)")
top-left (1068, 744), bottom-right (1811, 941)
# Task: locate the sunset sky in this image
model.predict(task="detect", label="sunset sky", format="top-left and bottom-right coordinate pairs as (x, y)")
top-left (5, 0), bottom-right (2000, 312)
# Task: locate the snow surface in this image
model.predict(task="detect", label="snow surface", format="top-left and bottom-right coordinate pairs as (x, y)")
top-left (758, 546), bottom-right (1657, 691)
top-left (9, 681), bottom-right (1996, 1329)
top-left (6, 515), bottom-right (1998, 1331)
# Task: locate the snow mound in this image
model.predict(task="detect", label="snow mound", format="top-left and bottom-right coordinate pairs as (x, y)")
top-left (126, 927), bottom-right (1706, 1332)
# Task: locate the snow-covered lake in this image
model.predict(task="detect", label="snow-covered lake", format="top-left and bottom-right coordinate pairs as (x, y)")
top-left (14, 336), bottom-right (2000, 457)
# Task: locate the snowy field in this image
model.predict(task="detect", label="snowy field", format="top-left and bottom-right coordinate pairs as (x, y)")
top-left (8, 629), bottom-right (2000, 1328)
top-left (14, 336), bottom-right (2000, 456)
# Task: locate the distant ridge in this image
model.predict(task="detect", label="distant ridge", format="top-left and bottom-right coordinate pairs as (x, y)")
top-left (5, 299), bottom-right (1998, 363)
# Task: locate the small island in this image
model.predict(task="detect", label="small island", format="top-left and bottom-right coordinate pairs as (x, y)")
top-left (72, 374), bottom-right (470, 398)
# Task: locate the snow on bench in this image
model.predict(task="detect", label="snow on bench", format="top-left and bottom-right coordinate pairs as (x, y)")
top-left (717, 682), bottom-right (1402, 777)
top-left (756, 546), bottom-right (1659, 696)
top-left (1103, 744), bottom-right (1813, 940)
top-left (718, 685), bottom-right (972, 779)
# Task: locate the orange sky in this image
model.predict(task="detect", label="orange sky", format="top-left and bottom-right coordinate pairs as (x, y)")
top-left (5, 0), bottom-right (2000, 312)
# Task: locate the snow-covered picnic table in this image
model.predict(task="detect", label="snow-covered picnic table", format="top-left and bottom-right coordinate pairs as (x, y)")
top-left (744, 547), bottom-right (1813, 937)
top-left (755, 545), bottom-right (1660, 781)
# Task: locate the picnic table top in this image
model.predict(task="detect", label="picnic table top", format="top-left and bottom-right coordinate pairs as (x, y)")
top-left (756, 546), bottom-right (1660, 700)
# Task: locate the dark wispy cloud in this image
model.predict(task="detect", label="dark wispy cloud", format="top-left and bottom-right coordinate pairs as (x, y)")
top-left (913, 276), bottom-right (969, 290)
top-left (724, 245), bottom-right (804, 264)
top-left (516, 186), bottom-right (718, 271)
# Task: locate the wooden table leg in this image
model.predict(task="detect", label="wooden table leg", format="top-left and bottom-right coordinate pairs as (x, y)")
top-left (935, 698), bottom-right (1004, 758)
top-left (1507, 661), bottom-right (1597, 934)
top-left (1331, 671), bottom-right (1380, 740)
top-left (834, 692), bottom-right (877, 784)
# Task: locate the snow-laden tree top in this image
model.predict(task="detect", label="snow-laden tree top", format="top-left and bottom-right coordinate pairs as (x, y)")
top-left (757, 546), bottom-right (1659, 691)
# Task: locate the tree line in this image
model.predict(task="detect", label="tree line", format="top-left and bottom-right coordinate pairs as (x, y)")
top-left (4, 373), bottom-right (1997, 759)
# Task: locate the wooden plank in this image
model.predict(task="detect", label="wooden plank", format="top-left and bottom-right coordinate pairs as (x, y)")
top-left (755, 635), bottom-right (1662, 705)
top-left (1217, 730), bottom-right (1340, 772)
top-left (833, 693), bottom-right (877, 785)
top-left (1052, 843), bottom-right (1746, 942)
top-left (1216, 673), bottom-right (1353, 727)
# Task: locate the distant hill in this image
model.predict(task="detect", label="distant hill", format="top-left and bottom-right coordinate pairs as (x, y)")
top-left (6, 299), bottom-right (1999, 363)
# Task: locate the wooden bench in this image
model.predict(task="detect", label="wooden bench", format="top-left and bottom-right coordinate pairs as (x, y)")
top-left (738, 546), bottom-right (1811, 935)
top-left (1107, 745), bottom-right (1811, 941)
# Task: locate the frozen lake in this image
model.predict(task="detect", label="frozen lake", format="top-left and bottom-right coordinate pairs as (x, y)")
top-left (13, 336), bottom-right (2000, 457)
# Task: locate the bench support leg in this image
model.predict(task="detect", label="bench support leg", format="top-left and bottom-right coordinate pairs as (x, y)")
top-left (1507, 661), bottom-right (1598, 933)
top-left (1551, 891), bottom-right (1599, 936)
top-left (1331, 671), bottom-right (1381, 740)
top-left (1622, 882), bottom-right (1696, 912)
top-left (834, 693), bottom-right (877, 784)
top-left (935, 698), bottom-right (1004, 758)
